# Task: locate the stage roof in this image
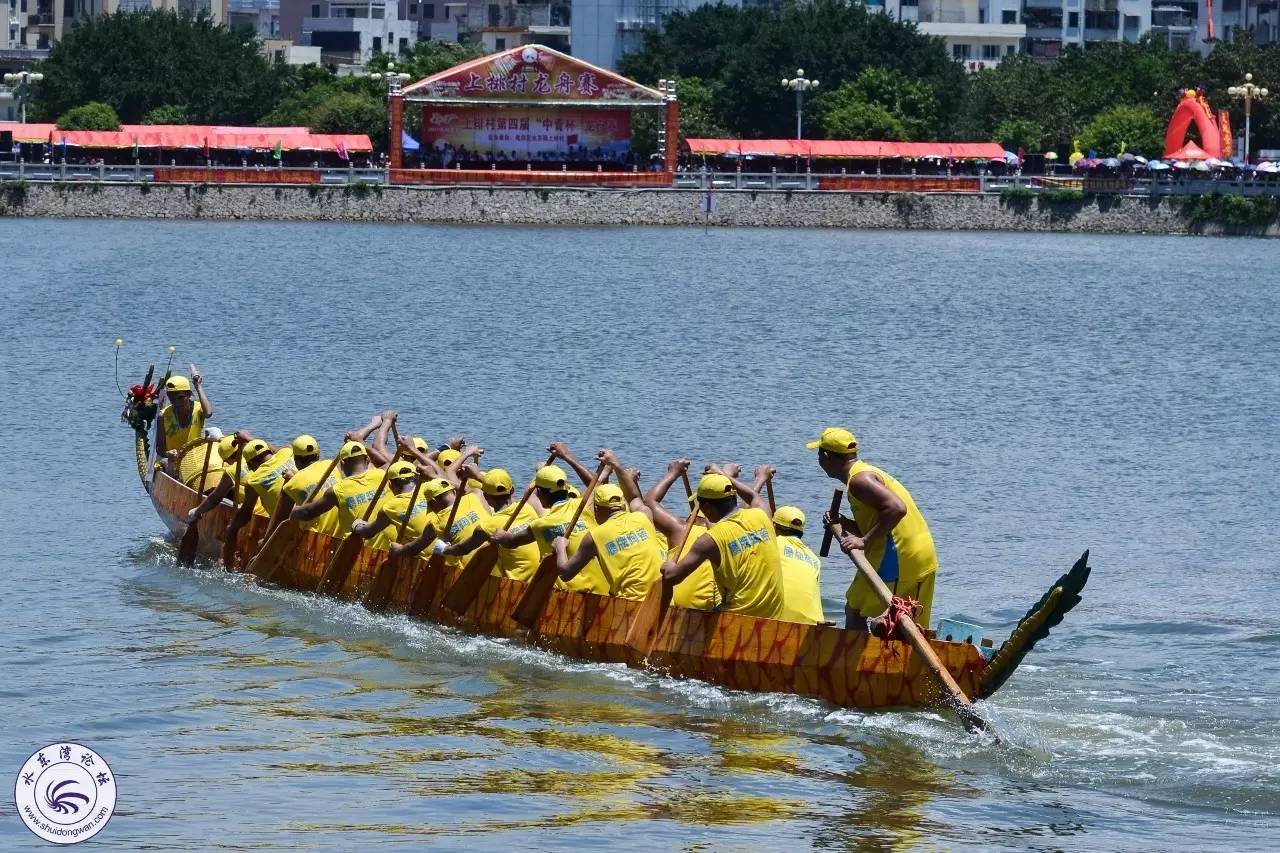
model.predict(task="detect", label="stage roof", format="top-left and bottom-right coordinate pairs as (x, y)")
top-left (401, 43), bottom-right (664, 108)
top-left (1, 123), bottom-right (372, 152)
top-left (684, 138), bottom-right (1007, 161)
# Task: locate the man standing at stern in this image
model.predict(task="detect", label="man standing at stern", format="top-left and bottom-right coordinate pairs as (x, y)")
top-left (807, 427), bottom-right (937, 633)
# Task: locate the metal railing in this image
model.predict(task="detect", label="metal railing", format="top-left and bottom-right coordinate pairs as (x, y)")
top-left (3, 162), bottom-right (1280, 197)
top-left (0, 162), bottom-right (387, 185)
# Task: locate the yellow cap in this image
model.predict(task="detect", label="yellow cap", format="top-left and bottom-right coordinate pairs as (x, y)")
top-left (438, 448), bottom-right (462, 467)
top-left (339, 440), bottom-right (367, 461)
top-left (695, 473), bottom-right (735, 502)
top-left (420, 477), bottom-right (455, 500)
top-left (410, 436), bottom-right (430, 455)
top-left (482, 468), bottom-right (514, 496)
top-left (217, 435), bottom-right (241, 460)
top-left (805, 427), bottom-right (858, 454)
top-left (292, 434), bottom-right (319, 458)
top-left (593, 483), bottom-right (626, 509)
top-left (243, 439), bottom-right (270, 461)
top-left (534, 464), bottom-right (569, 490)
top-left (772, 505), bottom-right (806, 532)
top-left (566, 483), bottom-right (581, 499)
top-left (165, 375), bottom-right (192, 393)
top-left (387, 460), bottom-right (416, 481)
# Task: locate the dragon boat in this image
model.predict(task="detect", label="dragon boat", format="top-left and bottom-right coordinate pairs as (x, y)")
top-left (124, 400), bottom-right (1090, 716)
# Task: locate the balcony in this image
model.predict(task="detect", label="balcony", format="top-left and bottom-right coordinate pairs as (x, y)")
top-left (919, 9), bottom-right (971, 23)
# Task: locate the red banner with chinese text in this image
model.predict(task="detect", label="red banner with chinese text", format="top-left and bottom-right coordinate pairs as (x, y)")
top-left (422, 107), bottom-right (631, 164)
top-left (407, 45), bottom-right (662, 105)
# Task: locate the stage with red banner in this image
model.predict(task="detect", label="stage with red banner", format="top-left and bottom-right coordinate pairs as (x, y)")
top-left (391, 43), bottom-right (675, 183)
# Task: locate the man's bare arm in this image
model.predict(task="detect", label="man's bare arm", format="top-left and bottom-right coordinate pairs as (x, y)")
top-left (839, 472), bottom-right (906, 551)
top-left (660, 531), bottom-right (717, 584)
top-left (549, 442), bottom-right (593, 486)
top-left (291, 487), bottom-right (337, 521)
top-left (555, 534), bottom-right (598, 581)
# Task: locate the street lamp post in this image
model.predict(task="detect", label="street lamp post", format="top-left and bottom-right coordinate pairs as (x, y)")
top-left (1227, 73), bottom-right (1269, 164)
top-left (2, 71), bottom-right (45, 124)
top-left (780, 68), bottom-right (819, 140)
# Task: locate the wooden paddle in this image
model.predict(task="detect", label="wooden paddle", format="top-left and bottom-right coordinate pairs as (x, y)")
top-left (249, 453), bottom-right (342, 583)
top-left (220, 451), bottom-right (244, 570)
top-left (362, 474), bottom-right (425, 613)
top-left (625, 499), bottom-right (700, 659)
top-left (825, 518), bottom-right (992, 734)
top-left (441, 452), bottom-right (557, 616)
top-left (316, 452), bottom-right (402, 596)
top-left (819, 489), bottom-right (845, 557)
top-left (177, 439), bottom-right (215, 565)
top-left (511, 461), bottom-right (609, 631)
top-left (406, 472), bottom-right (473, 619)
top-left (764, 473), bottom-right (777, 515)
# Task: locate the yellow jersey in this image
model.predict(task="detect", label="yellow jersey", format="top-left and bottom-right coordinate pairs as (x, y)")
top-left (844, 460), bottom-right (937, 626)
top-left (441, 492), bottom-right (490, 569)
top-left (660, 525), bottom-right (720, 611)
top-left (587, 510), bottom-right (662, 601)
top-left (528, 498), bottom-right (602, 594)
top-left (283, 458), bottom-right (342, 536)
top-left (160, 401), bottom-right (206, 452)
top-left (332, 467), bottom-right (392, 537)
top-left (480, 501), bottom-right (542, 581)
top-left (776, 535), bottom-right (824, 625)
top-left (242, 448), bottom-right (296, 519)
top-left (699, 506), bottom-right (785, 619)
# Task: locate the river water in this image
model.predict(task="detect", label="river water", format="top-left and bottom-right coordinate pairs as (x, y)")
top-left (0, 219), bottom-right (1276, 850)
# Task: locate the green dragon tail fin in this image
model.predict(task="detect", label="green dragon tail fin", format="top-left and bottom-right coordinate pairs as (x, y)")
top-left (978, 551), bottom-right (1091, 699)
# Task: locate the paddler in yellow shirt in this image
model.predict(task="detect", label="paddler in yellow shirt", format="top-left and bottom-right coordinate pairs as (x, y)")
top-left (350, 460), bottom-right (422, 552)
top-left (553, 449), bottom-right (661, 600)
top-left (291, 439), bottom-right (391, 535)
top-left (489, 460), bottom-right (603, 593)
top-left (206, 436), bottom-right (294, 548)
top-left (643, 458), bottom-right (720, 611)
top-left (278, 434), bottom-right (343, 536)
top-left (440, 466), bottom-right (543, 581)
top-left (386, 477), bottom-right (468, 561)
top-left (185, 431), bottom-right (251, 515)
top-left (808, 427), bottom-right (938, 633)
top-left (772, 506), bottom-right (825, 625)
top-left (155, 367), bottom-right (214, 472)
top-left (661, 471), bottom-right (785, 620)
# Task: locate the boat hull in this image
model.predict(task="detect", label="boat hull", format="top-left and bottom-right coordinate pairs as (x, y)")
top-left (147, 470), bottom-right (986, 710)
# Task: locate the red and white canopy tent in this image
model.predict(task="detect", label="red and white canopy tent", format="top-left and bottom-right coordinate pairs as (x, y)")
top-left (1164, 140), bottom-right (1211, 162)
top-left (683, 138), bottom-right (1007, 161)
top-left (389, 43), bottom-right (676, 174)
top-left (2, 123), bottom-right (372, 155)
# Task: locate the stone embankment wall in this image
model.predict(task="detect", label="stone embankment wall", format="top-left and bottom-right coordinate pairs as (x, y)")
top-left (1, 181), bottom-right (1276, 236)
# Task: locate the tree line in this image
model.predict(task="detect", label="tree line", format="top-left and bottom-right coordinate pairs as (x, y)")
top-left (24, 6), bottom-right (1280, 159)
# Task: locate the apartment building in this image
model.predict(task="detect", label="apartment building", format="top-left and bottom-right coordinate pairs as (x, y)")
top-left (1020, 0), bottom-right (1279, 58)
top-left (6, 0), bottom-right (226, 50)
top-left (230, 0), bottom-right (279, 37)
top-left (882, 0), bottom-right (1026, 69)
top-left (279, 0), bottom-right (417, 64)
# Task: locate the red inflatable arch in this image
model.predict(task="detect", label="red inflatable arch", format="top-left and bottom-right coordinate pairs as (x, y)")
top-left (1165, 90), bottom-right (1223, 159)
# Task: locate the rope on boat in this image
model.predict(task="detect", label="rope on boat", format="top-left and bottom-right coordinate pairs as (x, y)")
top-left (878, 595), bottom-right (920, 640)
